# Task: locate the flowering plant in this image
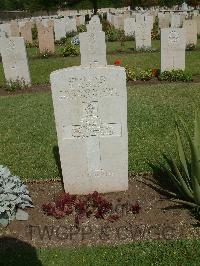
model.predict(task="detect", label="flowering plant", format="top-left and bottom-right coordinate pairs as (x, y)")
top-left (71, 36), bottom-right (80, 46)
top-left (152, 69), bottom-right (160, 77)
top-left (114, 59), bottom-right (121, 66)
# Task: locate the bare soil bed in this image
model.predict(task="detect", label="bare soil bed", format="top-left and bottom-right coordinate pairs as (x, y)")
top-left (0, 78), bottom-right (200, 97)
top-left (1, 173), bottom-right (200, 248)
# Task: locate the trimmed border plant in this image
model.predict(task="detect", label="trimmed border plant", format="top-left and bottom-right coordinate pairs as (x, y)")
top-left (0, 165), bottom-right (33, 227)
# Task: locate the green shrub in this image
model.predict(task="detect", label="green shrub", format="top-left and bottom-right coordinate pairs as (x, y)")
top-left (137, 69), bottom-right (152, 81)
top-left (5, 78), bottom-right (28, 91)
top-left (60, 44), bottom-right (79, 57)
top-left (65, 31), bottom-right (77, 38)
top-left (32, 24), bottom-right (38, 40)
top-left (151, 17), bottom-right (160, 40)
top-left (159, 70), bottom-right (193, 82)
top-left (135, 46), bottom-right (156, 52)
top-left (164, 112), bottom-right (200, 216)
top-left (0, 165), bottom-right (33, 227)
top-left (102, 19), bottom-right (112, 32)
top-left (186, 43), bottom-right (196, 51)
top-left (77, 24), bottom-right (87, 33)
top-left (38, 50), bottom-right (53, 59)
top-left (125, 65), bottom-right (137, 81)
top-left (26, 40), bottom-right (39, 48)
top-left (55, 37), bottom-right (68, 46)
top-left (105, 25), bottom-right (133, 43)
top-left (106, 26), bottom-right (119, 42)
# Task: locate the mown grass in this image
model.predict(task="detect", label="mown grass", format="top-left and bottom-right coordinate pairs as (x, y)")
top-left (0, 40), bottom-right (200, 265)
top-left (2, 239), bottom-right (200, 266)
top-left (0, 39), bottom-right (199, 86)
top-left (0, 83), bottom-right (200, 180)
top-left (37, 240), bottom-right (200, 265)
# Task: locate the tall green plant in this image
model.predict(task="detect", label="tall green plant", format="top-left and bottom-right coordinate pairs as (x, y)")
top-left (165, 111), bottom-right (200, 210)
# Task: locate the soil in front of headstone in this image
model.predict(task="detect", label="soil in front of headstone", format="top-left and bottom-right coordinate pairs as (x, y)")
top-left (1, 173), bottom-right (200, 248)
top-left (1, 77), bottom-right (200, 97)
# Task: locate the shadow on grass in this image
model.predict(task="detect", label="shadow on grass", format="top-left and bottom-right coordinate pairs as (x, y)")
top-left (136, 160), bottom-right (177, 200)
top-left (0, 237), bottom-right (42, 266)
top-left (138, 158), bottom-right (189, 211)
top-left (53, 145), bottom-right (64, 189)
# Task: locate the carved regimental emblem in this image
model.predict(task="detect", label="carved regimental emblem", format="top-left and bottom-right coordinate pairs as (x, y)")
top-left (63, 101), bottom-right (122, 172)
top-left (168, 30), bottom-right (180, 46)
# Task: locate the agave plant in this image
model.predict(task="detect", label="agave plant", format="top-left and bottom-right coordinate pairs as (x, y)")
top-left (165, 111), bottom-right (200, 209)
top-left (0, 165), bottom-right (33, 227)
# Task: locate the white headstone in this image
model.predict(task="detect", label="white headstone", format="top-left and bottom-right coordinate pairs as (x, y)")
top-left (79, 16), bottom-right (107, 66)
top-left (124, 18), bottom-right (136, 36)
top-left (161, 28), bottom-right (186, 72)
top-left (66, 17), bottom-right (77, 33)
top-left (182, 2), bottom-right (188, 11)
top-left (54, 18), bottom-right (66, 41)
top-left (171, 14), bottom-right (181, 28)
top-left (136, 13), bottom-right (145, 24)
top-left (183, 19), bottom-right (197, 46)
top-left (135, 17), bottom-right (152, 50)
top-left (194, 16), bottom-right (200, 34)
top-left (158, 13), bottom-right (170, 29)
top-left (0, 37), bottom-right (31, 85)
top-left (86, 15), bottom-right (102, 31)
top-left (0, 23), bottom-right (11, 38)
top-left (50, 66), bottom-right (128, 194)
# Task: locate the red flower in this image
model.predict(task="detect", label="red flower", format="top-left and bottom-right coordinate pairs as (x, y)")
top-left (114, 59), bottom-right (121, 66)
top-left (152, 69), bottom-right (158, 77)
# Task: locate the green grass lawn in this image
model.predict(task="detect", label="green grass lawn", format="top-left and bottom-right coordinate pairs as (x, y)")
top-left (2, 239), bottom-right (200, 266)
top-left (0, 39), bottom-right (200, 86)
top-left (0, 83), bottom-right (199, 180)
top-left (1, 39), bottom-right (200, 265)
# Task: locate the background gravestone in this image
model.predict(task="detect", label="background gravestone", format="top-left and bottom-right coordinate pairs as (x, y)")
top-left (0, 23), bottom-right (11, 38)
top-left (10, 21), bottom-right (20, 37)
top-left (0, 37), bottom-right (31, 85)
top-left (183, 19), bottom-right (197, 46)
top-left (161, 28), bottom-right (186, 72)
top-left (54, 18), bottom-right (67, 41)
top-left (194, 16), bottom-right (200, 34)
top-left (19, 21), bottom-right (33, 44)
top-left (79, 16), bottom-right (107, 67)
top-left (37, 21), bottom-right (55, 53)
top-left (124, 18), bottom-right (136, 36)
top-left (171, 14), bottom-right (181, 28)
top-left (135, 18), bottom-right (152, 50)
top-left (158, 13), bottom-right (170, 29)
top-left (66, 17), bottom-right (77, 33)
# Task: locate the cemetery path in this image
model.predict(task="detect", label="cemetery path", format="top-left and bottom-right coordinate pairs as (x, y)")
top-left (1, 173), bottom-right (199, 248)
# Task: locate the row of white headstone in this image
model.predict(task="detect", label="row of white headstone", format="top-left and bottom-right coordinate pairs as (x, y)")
top-left (0, 15), bottom-right (195, 195)
top-left (48, 15), bottom-right (193, 195)
top-left (124, 17), bottom-right (198, 50)
top-left (0, 17), bottom-right (79, 43)
top-left (0, 15), bottom-right (189, 86)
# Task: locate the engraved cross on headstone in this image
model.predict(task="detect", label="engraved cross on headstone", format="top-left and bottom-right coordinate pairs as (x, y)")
top-left (6, 39), bottom-right (18, 77)
top-left (63, 101), bottom-right (121, 172)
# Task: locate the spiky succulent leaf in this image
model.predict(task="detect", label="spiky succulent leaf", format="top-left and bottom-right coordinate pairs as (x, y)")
top-left (176, 116), bottom-right (200, 204)
top-left (175, 124), bottom-right (191, 187)
top-left (170, 158), bottom-right (193, 201)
